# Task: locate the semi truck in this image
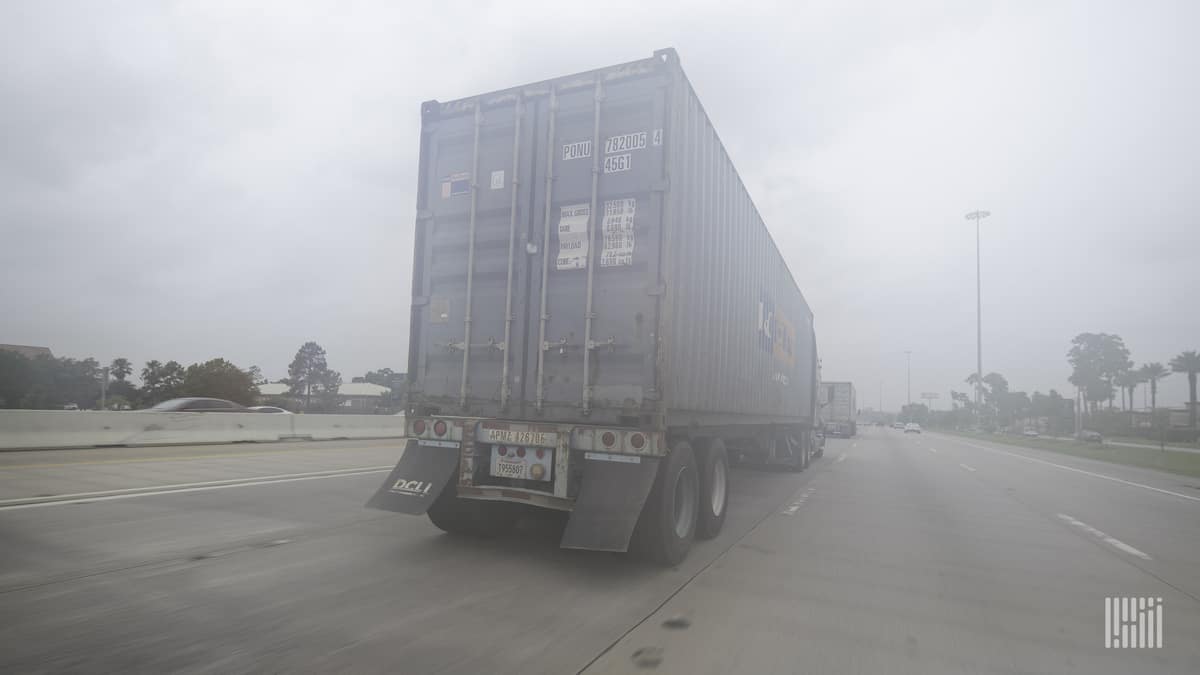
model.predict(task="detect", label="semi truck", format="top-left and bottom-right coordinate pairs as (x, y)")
top-left (368, 49), bottom-right (821, 565)
top-left (820, 381), bottom-right (857, 437)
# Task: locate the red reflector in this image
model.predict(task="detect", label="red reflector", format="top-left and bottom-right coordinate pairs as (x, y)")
top-left (433, 420), bottom-right (447, 436)
top-left (630, 433), bottom-right (646, 449)
top-left (413, 420), bottom-right (426, 435)
top-left (601, 432), bottom-right (616, 447)
top-left (498, 446), bottom-right (508, 456)
top-left (517, 447), bottom-right (526, 458)
top-left (536, 448), bottom-right (545, 459)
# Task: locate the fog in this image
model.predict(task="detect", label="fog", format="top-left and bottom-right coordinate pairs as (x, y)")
top-left (2, 0), bottom-right (1197, 410)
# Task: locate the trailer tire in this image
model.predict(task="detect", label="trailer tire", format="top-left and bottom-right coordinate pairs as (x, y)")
top-left (633, 441), bottom-right (699, 566)
top-left (426, 478), bottom-right (519, 537)
top-left (694, 439), bottom-right (729, 540)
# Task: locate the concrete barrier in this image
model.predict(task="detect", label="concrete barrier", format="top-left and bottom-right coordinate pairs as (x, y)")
top-left (0, 410), bottom-right (407, 451)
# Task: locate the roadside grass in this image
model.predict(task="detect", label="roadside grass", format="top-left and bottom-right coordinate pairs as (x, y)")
top-left (1103, 435), bottom-right (1200, 451)
top-left (940, 430), bottom-right (1200, 479)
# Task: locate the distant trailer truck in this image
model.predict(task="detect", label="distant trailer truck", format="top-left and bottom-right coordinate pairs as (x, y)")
top-left (820, 382), bottom-right (857, 438)
top-left (368, 49), bottom-right (821, 565)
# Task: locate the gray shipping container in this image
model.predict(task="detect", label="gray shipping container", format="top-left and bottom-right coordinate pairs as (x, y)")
top-left (821, 382), bottom-right (857, 423)
top-left (406, 48), bottom-right (817, 431)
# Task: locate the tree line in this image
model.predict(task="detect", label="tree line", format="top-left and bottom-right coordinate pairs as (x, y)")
top-left (0, 340), bottom-right (407, 413)
top-left (907, 333), bottom-right (1199, 437)
top-left (0, 352), bottom-right (261, 410)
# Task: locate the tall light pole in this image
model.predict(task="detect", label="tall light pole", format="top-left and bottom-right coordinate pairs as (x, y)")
top-left (965, 210), bottom-right (990, 425)
top-left (905, 350), bottom-right (912, 407)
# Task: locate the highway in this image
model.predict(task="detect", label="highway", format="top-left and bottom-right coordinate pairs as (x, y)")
top-left (2, 431), bottom-right (1198, 674)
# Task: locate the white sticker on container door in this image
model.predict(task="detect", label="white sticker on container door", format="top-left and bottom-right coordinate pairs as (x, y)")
top-left (441, 172), bottom-right (470, 198)
top-left (556, 204), bottom-right (591, 270)
top-left (600, 198), bottom-right (636, 267)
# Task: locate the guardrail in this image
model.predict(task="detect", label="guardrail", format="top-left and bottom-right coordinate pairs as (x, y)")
top-left (0, 410), bottom-right (407, 451)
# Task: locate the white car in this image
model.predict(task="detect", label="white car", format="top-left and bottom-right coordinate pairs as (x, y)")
top-left (248, 406), bottom-right (293, 414)
top-left (904, 423), bottom-right (922, 433)
top-left (892, 422), bottom-right (905, 430)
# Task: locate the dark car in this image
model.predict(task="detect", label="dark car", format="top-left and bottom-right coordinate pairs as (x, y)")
top-left (146, 397), bottom-right (251, 413)
top-left (1075, 430), bottom-right (1103, 443)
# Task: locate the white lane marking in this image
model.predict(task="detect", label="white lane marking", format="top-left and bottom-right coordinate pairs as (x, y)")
top-left (835, 453), bottom-right (847, 463)
top-left (1057, 513), bottom-right (1153, 560)
top-left (781, 487), bottom-right (815, 515)
top-left (959, 463), bottom-right (977, 473)
top-left (948, 438), bottom-right (1200, 504)
top-left (0, 466), bottom-right (393, 511)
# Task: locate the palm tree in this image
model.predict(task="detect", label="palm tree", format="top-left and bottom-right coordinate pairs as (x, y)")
top-left (965, 373), bottom-right (987, 421)
top-left (1114, 371), bottom-right (1142, 411)
top-left (1139, 363), bottom-right (1170, 415)
top-left (1170, 350), bottom-right (1200, 430)
top-left (110, 357), bottom-right (133, 381)
top-left (1115, 372), bottom-right (1128, 410)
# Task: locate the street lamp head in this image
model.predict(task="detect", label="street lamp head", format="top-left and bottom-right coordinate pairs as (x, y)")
top-left (965, 210), bottom-right (991, 220)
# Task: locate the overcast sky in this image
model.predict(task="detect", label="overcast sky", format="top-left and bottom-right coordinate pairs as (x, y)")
top-left (2, 0), bottom-right (1197, 410)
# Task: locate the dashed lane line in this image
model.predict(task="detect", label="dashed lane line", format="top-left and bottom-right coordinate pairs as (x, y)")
top-left (1057, 513), bottom-right (1153, 560)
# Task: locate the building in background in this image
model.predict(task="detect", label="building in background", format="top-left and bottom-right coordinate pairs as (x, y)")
top-left (0, 344), bottom-right (53, 359)
top-left (257, 381), bottom-right (392, 412)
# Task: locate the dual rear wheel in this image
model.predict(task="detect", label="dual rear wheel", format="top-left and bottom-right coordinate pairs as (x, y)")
top-left (633, 438), bottom-right (730, 566)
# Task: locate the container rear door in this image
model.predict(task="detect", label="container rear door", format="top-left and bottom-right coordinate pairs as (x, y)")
top-left (523, 70), bottom-right (669, 424)
top-left (410, 100), bottom-right (537, 416)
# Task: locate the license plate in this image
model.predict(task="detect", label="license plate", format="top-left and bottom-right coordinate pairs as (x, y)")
top-left (479, 428), bottom-right (558, 448)
top-left (489, 445), bottom-right (553, 481)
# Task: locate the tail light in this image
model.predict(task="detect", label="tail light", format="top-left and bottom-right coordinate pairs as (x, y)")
top-left (630, 433), bottom-right (646, 450)
top-left (498, 446), bottom-right (508, 456)
top-left (601, 431), bottom-right (616, 447)
top-left (433, 420), bottom-right (447, 437)
top-left (516, 447), bottom-right (526, 458)
top-left (412, 419), bottom-right (426, 435)
top-left (536, 448), bottom-right (545, 459)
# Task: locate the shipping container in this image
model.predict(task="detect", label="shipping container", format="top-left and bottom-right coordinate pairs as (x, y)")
top-left (370, 49), bottom-right (821, 565)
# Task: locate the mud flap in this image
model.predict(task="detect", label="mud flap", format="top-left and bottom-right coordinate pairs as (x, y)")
top-left (365, 439), bottom-right (460, 515)
top-left (560, 453), bottom-right (660, 552)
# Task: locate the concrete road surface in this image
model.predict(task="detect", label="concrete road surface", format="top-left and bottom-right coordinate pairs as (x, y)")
top-left (1, 433), bottom-right (1198, 673)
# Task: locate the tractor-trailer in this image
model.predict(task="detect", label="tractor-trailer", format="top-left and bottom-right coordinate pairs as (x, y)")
top-left (821, 381), bottom-right (857, 437)
top-left (369, 49), bottom-right (820, 564)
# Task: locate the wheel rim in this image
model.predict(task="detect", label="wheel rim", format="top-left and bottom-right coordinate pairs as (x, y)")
top-left (672, 466), bottom-right (697, 538)
top-left (710, 456), bottom-right (727, 516)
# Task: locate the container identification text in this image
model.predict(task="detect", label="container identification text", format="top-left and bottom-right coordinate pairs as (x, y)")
top-left (605, 132), bottom-right (647, 154)
top-left (562, 140), bottom-right (592, 160)
top-left (603, 154), bottom-right (632, 174)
